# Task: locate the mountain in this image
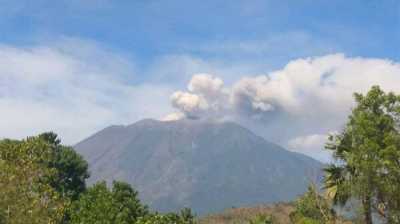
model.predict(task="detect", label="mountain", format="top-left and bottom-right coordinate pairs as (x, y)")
top-left (74, 119), bottom-right (323, 215)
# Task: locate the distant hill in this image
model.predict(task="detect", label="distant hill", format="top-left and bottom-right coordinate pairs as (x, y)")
top-left (75, 119), bottom-right (323, 214)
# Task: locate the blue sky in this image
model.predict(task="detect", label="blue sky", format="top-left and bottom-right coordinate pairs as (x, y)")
top-left (0, 0), bottom-right (399, 162)
top-left (2, 0), bottom-right (399, 64)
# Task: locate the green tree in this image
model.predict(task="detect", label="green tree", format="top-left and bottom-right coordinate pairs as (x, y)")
top-left (69, 181), bottom-right (115, 224)
top-left (290, 184), bottom-right (335, 224)
top-left (135, 212), bottom-right (194, 224)
top-left (0, 137), bottom-right (68, 224)
top-left (70, 181), bottom-right (148, 224)
top-left (324, 86), bottom-right (400, 223)
top-left (179, 208), bottom-right (195, 224)
top-left (134, 214), bottom-right (178, 224)
top-left (249, 214), bottom-right (274, 224)
top-left (112, 181), bottom-right (149, 223)
top-left (39, 132), bottom-right (90, 200)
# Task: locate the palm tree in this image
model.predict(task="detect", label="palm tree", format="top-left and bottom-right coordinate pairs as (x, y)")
top-left (323, 164), bottom-right (352, 207)
top-left (324, 133), bottom-right (374, 224)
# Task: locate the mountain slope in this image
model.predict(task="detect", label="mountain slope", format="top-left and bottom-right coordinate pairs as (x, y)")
top-left (75, 119), bottom-right (323, 214)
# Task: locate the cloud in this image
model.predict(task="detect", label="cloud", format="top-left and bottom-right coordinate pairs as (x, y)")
top-left (170, 54), bottom-right (400, 119)
top-left (231, 75), bottom-right (296, 116)
top-left (169, 73), bottom-right (230, 119)
top-left (0, 40), bottom-right (173, 144)
top-left (188, 73), bottom-right (224, 98)
top-left (2, 41), bottom-right (400, 163)
top-left (167, 54), bottom-right (400, 161)
top-left (288, 134), bottom-right (332, 163)
top-left (170, 91), bottom-right (209, 119)
top-left (230, 54), bottom-right (400, 119)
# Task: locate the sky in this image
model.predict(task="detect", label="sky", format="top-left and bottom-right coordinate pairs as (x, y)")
top-left (0, 0), bottom-right (399, 162)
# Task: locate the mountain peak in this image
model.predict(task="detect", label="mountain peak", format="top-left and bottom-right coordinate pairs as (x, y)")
top-left (75, 118), bottom-right (322, 214)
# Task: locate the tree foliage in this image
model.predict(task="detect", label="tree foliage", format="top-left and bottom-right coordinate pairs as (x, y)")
top-left (290, 184), bottom-right (335, 224)
top-left (0, 137), bottom-right (68, 224)
top-left (70, 180), bottom-right (197, 224)
top-left (69, 181), bottom-right (149, 224)
top-left (248, 214), bottom-right (274, 224)
top-left (324, 86), bottom-right (400, 223)
top-left (135, 210), bottom-right (195, 224)
top-left (0, 132), bottom-right (197, 224)
top-left (39, 132), bottom-right (90, 200)
top-left (180, 208), bottom-right (196, 224)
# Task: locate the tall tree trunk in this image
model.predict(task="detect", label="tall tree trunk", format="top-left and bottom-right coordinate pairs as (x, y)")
top-left (363, 195), bottom-right (373, 224)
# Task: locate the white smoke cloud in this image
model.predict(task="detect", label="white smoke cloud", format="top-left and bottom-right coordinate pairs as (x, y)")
top-left (170, 91), bottom-right (209, 119)
top-left (170, 74), bottom-right (230, 119)
top-left (167, 54), bottom-right (400, 161)
top-left (188, 73), bottom-right (224, 97)
top-left (231, 75), bottom-right (296, 115)
top-left (170, 54), bottom-right (400, 121)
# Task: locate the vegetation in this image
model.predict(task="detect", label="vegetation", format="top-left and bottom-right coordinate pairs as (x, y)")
top-left (39, 132), bottom-right (90, 200)
top-left (289, 184), bottom-right (335, 224)
top-left (248, 214), bottom-right (274, 224)
top-left (0, 133), bottom-right (194, 224)
top-left (135, 208), bottom-right (195, 224)
top-left (0, 85), bottom-right (399, 224)
top-left (325, 86), bottom-right (400, 223)
top-left (69, 181), bottom-right (149, 224)
top-left (0, 137), bottom-right (68, 224)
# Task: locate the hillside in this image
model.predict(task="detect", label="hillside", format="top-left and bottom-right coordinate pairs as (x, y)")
top-left (75, 119), bottom-right (323, 214)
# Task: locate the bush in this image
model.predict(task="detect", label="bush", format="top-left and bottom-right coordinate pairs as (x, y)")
top-left (290, 184), bottom-right (335, 224)
top-left (249, 214), bottom-right (274, 224)
top-left (135, 210), bottom-right (195, 224)
top-left (69, 181), bottom-right (148, 224)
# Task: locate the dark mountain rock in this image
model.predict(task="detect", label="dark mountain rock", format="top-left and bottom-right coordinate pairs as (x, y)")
top-left (75, 119), bottom-right (323, 214)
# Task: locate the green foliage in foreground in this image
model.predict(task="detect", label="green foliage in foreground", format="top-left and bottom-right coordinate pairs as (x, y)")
top-left (0, 133), bottom-right (196, 224)
top-left (325, 86), bottom-right (400, 223)
top-left (0, 137), bottom-right (68, 224)
top-left (136, 209), bottom-right (195, 224)
top-left (39, 132), bottom-right (90, 200)
top-left (290, 184), bottom-right (335, 224)
top-left (69, 181), bottom-right (149, 224)
top-left (248, 214), bottom-right (274, 224)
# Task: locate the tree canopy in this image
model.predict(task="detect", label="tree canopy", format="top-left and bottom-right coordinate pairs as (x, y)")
top-left (0, 137), bottom-right (68, 224)
top-left (325, 86), bottom-right (400, 223)
top-left (69, 181), bottom-right (149, 224)
top-left (0, 132), bottom-right (196, 224)
top-left (39, 132), bottom-right (90, 200)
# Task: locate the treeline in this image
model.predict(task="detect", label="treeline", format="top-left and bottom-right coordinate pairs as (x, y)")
top-left (0, 132), bottom-right (195, 224)
top-left (1, 86), bottom-right (400, 224)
